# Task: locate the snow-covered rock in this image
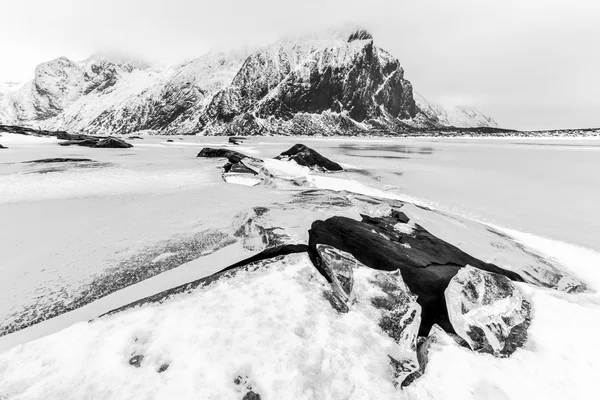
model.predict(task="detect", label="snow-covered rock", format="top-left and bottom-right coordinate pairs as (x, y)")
top-left (445, 266), bottom-right (531, 356)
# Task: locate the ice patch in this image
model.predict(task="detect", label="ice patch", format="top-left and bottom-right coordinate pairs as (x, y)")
top-left (263, 158), bottom-right (311, 180)
top-left (223, 173), bottom-right (262, 186)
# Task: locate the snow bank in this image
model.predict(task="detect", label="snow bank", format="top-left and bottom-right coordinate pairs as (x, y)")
top-left (0, 254), bottom-right (405, 399)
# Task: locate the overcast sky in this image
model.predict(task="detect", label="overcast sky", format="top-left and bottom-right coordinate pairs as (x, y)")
top-left (1, 0), bottom-right (598, 130)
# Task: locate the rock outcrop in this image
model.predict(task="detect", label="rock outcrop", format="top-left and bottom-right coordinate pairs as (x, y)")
top-left (0, 124), bottom-right (67, 137)
top-left (58, 135), bottom-right (133, 148)
top-left (308, 212), bottom-right (523, 335)
top-left (275, 144), bottom-right (343, 171)
top-left (196, 147), bottom-right (249, 162)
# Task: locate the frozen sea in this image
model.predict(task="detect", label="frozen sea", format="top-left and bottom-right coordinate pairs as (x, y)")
top-left (1, 133), bottom-right (599, 399)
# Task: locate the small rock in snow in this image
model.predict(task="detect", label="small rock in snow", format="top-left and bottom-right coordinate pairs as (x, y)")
top-left (129, 354), bottom-right (144, 368)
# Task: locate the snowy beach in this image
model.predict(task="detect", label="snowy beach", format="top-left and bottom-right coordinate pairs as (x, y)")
top-left (1, 133), bottom-right (599, 399)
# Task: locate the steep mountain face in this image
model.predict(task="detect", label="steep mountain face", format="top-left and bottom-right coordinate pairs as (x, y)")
top-left (45, 52), bottom-right (245, 135)
top-left (14, 57), bottom-right (85, 121)
top-left (0, 81), bottom-right (23, 123)
top-left (1, 27), bottom-right (497, 135)
top-left (199, 30), bottom-right (418, 135)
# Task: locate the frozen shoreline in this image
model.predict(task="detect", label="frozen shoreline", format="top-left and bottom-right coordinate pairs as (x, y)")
top-left (1, 132), bottom-right (598, 399)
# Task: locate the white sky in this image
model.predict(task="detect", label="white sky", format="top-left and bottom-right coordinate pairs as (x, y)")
top-left (1, 0), bottom-right (599, 130)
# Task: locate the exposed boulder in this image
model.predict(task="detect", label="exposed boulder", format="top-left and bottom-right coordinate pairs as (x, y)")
top-left (0, 144), bottom-right (7, 149)
top-left (308, 212), bottom-right (523, 335)
top-left (56, 131), bottom-right (101, 141)
top-left (275, 144), bottom-right (343, 171)
top-left (229, 136), bottom-right (246, 145)
top-left (58, 139), bottom-right (99, 147)
top-left (445, 266), bottom-right (531, 357)
top-left (96, 137), bottom-right (133, 148)
top-left (127, 135), bottom-right (143, 139)
top-left (196, 147), bottom-right (249, 163)
top-left (224, 161), bottom-right (257, 175)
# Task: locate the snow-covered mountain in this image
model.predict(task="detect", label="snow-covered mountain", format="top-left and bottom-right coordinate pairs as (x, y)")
top-left (414, 92), bottom-right (497, 129)
top-left (0, 27), bottom-right (497, 135)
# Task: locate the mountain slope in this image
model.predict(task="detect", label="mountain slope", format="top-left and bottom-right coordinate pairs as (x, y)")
top-left (414, 92), bottom-right (497, 128)
top-left (1, 27), bottom-right (497, 135)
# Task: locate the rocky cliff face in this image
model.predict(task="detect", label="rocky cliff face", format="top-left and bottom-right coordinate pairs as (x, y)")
top-left (1, 27), bottom-right (497, 135)
top-left (198, 29), bottom-right (418, 135)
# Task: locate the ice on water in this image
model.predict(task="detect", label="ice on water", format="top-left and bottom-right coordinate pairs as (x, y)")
top-left (1, 133), bottom-right (599, 399)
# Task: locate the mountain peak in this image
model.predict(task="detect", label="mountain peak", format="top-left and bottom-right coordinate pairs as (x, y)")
top-left (3, 26), bottom-right (497, 135)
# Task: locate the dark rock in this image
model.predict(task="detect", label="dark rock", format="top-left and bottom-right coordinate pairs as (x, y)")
top-left (129, 354), bottom-right (144, 367)
top-left (58, 139), bottom-right (99, 147)
top-left (128, 135), bottom-right (143, 139)
top-left (275, 144), bottom-right (343, 171)
top-left (0, 144), bottom-right (7, 149)
top-left (197, 147), bottom-right (249, 163)
top-left (234, 375), bottom-right (261, 400)
top-left (201, 34), bottom-right (418, 136)
top-left (157, 363), bottom-right (169, 373)
top-left (307, 212), bottom-right (524, 335)
top-left (243, 391), bottom-right (261, 400)
top-left (0, 124), bottom-right (69, 137)
top-left (229, 136), bottom-right (247, 145)
top-left (348, 29), bottom-right (373, 42)
top-left (24, 158), bottom-right (94, 163)
top-left (391, 210), bottom-right (410, 224)
top-left (95, 137), bottom-right (133, 148)
top-left (56, 132), bottom-right (102, 141)
top-left (57, 134), bottom-right (132, 148)
top-left (224, 161), bottom-right (258, 175)
top-left (166, 139), bottom-right (174, 142)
